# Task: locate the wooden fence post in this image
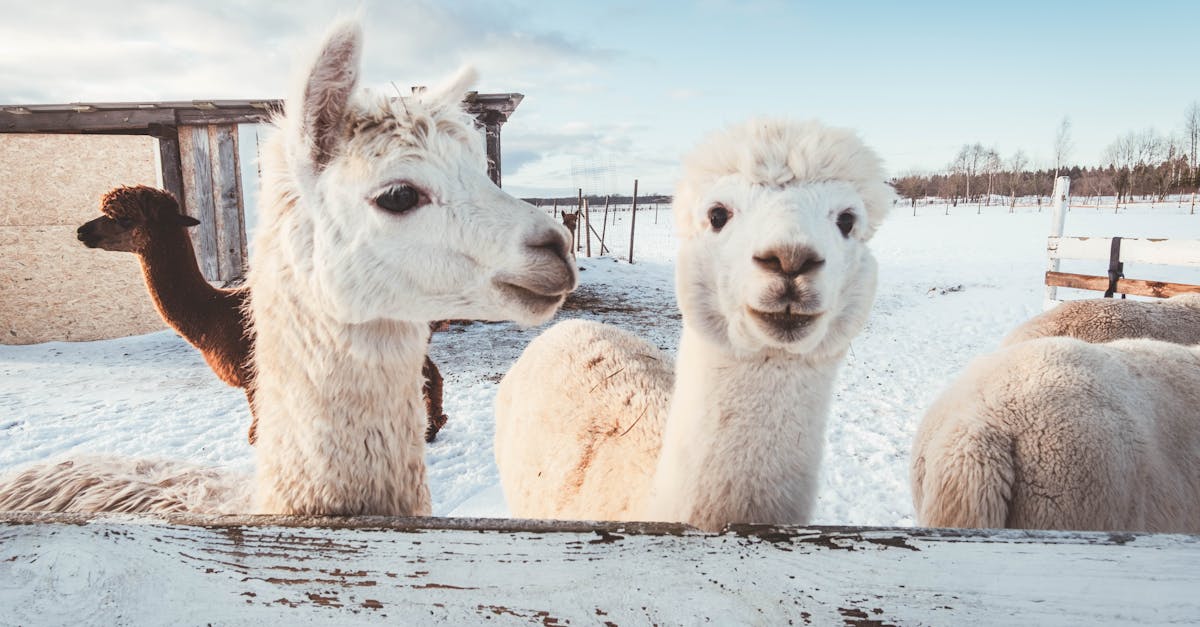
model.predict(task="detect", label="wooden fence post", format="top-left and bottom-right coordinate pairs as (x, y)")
top-left (1044, 176), bottom-right (1071, 307)
top-left (628, 179), bottom-right (639, 264)
top-left (600, 196), bottom-right (610, 255)
top-left (579, 188), bottom-right (587, 256)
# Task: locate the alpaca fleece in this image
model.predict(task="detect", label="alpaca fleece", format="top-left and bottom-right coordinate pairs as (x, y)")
top-left (911, 336), bottom-right (1200, 532)
top-left (1001, 293), bottom-right (1200, 346)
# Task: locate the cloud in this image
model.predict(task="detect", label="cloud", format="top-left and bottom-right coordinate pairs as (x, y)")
top-left (0, 0), bottom-right (610, 102)
top-left (499, 120), bottom-right (681, 197)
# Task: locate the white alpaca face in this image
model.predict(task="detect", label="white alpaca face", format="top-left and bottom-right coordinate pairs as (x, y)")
top-left (283, 26), bottom-right (576, 327)
top-left (677, 179), bottom-right (876, 355)
top-left (672, 120), bottom-right (891, 357)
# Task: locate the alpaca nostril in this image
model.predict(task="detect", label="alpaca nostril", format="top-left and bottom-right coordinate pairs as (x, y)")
top-left (526, 228), bottom-right (571, 265)
top-left (753, 246), bottom-right (824, 278)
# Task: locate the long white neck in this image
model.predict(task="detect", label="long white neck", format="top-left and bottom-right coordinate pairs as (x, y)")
top-left (647, 324), bottom-right (843, 531)
top-left (247, 179), bottom-right (431, 516)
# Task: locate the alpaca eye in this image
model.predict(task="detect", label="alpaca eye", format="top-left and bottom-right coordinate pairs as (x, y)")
top-left (116, 217), bottom-right (134, 228)
top-left (836, 210), bottom-right (855, 237)
top-left (374, 185), bottom-right (424, 214)
top-left (708, 205), bottom-right (730, 232)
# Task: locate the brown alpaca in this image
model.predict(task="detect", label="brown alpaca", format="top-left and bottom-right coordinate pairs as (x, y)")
top-left (561, 210), bottom-right (579, 254)
top-left (76, 185), bottom-right (449, 443)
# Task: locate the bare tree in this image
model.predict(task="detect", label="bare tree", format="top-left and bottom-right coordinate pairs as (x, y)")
top-left (1185, 102), bottom-right (1200, 177)
top-left (1104, 132), bottom-right (1138, 206)
top-left (983, 148), bottom-right (1002, 209)
top-left (1006, 150), bottom-right (1027, 213)
top-left (953, 142), bottom-right (986, 204)
top-left (1053, 116), bottom-right (1073, 179)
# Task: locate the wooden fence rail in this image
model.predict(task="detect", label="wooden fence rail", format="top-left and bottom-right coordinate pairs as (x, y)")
top-left (1044, 236), bottom-right (1200, 300)
top-left (2, 512), bottom-right (1199, 625)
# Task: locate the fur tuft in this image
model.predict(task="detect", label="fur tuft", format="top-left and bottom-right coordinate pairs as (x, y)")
top-left (0, 456), bottom-right (250, 514)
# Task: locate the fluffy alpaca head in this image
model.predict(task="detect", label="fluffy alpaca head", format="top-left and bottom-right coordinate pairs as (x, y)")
top-left (259, 19), bottom-right (576, 326)
top-left (76, 185), bottom-right (199, 254)
top-left (673, 119), bottom-right (893, 358)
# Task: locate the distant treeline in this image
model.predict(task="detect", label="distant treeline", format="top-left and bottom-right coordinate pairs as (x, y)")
top-left (892, 160), bottom-right (1199, 208)
top-left (521, 194), bottom-right (672, 208)
top-left (893, 104), bottom-right (1200, 206)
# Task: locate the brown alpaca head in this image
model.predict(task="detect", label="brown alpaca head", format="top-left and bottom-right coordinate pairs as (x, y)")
top-left (76, 185), bottom-right (199, 253)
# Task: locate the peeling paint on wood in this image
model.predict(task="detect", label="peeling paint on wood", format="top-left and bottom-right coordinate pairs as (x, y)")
top-left (1, 513), bottom-right (1197, 625)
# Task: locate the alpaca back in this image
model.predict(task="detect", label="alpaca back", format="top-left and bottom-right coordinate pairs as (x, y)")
top-left (913, 337), bottom-right (1200, 532)
top-left (1001, 294), bottom-right (1200, 346)
top-left (495, 319), bottom-right (672, 520)
top-left (0, 456), bottom-right (250, 514)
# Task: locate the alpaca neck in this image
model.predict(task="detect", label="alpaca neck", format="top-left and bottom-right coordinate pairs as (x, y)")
top-left (249, 253), bottom-right (431, 516)
top-left (137, 227), bottom-right (224, 339)
top-left (648, 324), bottom-right (843, 530)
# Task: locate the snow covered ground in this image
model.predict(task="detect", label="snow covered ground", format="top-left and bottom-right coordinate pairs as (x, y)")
top-left (2, 200), bottom-right (1197, 526)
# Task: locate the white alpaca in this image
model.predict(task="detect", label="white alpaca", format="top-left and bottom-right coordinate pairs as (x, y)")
top-left (1000, 293), bottom-right (1200, 347)
top-left (911, 336), bottom-right (1200, 532)
top-left (0, 20), bottom-right (576, 516)
top-left (495, 120), bottom-right (893, 531)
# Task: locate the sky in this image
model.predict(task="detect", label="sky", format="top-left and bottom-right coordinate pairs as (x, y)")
top-left (1, 0), bottom-right (1196, 198)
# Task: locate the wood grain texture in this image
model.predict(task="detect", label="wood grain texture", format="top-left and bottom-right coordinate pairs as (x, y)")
top-left (208, 124), bottom-right (245, 281)
top-left (155, 131), bottom-right (185, 217)
top-left (2, 513), bottom-right (1197, 625)
top-left (178, 125), bottom-right (219, 281)
top-left (1045, 271), bottom-right (1200, 298)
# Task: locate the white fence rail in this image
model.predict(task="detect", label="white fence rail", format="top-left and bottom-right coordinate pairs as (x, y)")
top-left (1048, 237), bottom-right (1200, 268)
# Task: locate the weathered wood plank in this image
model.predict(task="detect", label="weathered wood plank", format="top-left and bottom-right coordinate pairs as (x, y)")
top-left (178, 125), bottom-right (220, 281)
top-left (155, 130), bottom-right (185, 212)
top-left (208, 124), bottom-right (246, 281)
top-left (1045, 271), bottom-right (1200, 298)
top-left (177, 109), bottom-right (276, 126)
top-left (1048, 236), bottom-right (1200, 267)
top-left (0, 109), bottom-right (175, 133)
top-left (2, 513), bottom-right (1197, 625)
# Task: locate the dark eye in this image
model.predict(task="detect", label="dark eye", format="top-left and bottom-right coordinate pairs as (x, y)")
top-left (836, 210), bottom-right (856, 237)
top-left (374, 185), bottom-right (424, 214)
top-left (116, 217), bottom-right (134, 228)
top-left (708, 205), bottom-right (730, 232)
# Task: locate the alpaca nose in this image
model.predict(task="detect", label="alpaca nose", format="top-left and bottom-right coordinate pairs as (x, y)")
top-left (513, 225), bottom-right (577, 296)
top-left (753, 245), bottom-right (825, 278)
top-left (526, 226), bottom-right (572, 268)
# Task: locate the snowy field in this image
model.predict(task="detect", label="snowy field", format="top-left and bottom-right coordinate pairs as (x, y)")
top-left (1, 201), bottom-right (1197, 527)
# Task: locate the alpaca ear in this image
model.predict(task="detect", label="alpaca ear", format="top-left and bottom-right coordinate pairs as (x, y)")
top-left (295, 19), bottom-right (363, 170)
top-left (423, 66), bottom-right (478, 112)
top-left (175, 214), bottom-right (201, 228)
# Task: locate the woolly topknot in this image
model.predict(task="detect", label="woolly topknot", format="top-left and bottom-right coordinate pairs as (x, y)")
top-left (674, 119), bottom-right (894, 239)
top-left (99, 185), bottom-right (179, 219)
